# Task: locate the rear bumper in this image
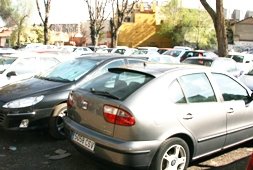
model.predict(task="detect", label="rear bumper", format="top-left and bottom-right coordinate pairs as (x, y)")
top-left (63, 117), bottom-right (161, 168)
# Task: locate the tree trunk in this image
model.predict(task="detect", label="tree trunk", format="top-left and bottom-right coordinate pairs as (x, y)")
top-left (200, 0), bottom-right (228, 57)
top-left (215, 0), bottom-right (227, 57)
top-left (44, 23), bottom-right (49, 45)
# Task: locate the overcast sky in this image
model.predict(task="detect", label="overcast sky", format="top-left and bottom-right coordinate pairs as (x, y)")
top-left (47, 0), bottom-right (253, 24)
top-left (1, 0), bottom-right (252, 26)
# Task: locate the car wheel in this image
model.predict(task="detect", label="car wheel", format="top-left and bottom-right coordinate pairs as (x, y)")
top-left (49, 103), bottom-right (67, 139)
top-left (150, 137), bottom-right (189, 170)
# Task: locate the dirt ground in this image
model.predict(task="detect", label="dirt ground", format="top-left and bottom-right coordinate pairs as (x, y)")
top-left (0, 129), bottom-right (252, 170)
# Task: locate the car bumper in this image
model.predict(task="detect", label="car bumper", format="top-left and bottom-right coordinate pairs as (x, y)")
top-left (63, 117), bottom-right (161, 168)
top-left (0, 107), bottom-right (53, 130)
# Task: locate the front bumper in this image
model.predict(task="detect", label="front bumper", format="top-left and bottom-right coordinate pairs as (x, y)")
top-left (0, 107), bottom-right (53, 130)
top-left (63, 117), bottom-right (161, 168)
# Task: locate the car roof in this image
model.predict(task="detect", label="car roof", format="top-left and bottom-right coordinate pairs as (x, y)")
top-left (77, 53), bottom-right (147, 61)
top-left (110, 62), bottom-right (209, 77)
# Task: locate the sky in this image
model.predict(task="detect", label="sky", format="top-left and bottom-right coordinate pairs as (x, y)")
top-left (1, 0), bottom-right (253, 26)
top-left (42, 0), bottom-right (253, 24)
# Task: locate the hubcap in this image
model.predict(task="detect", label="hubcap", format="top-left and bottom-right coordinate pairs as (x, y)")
top-left (161, 144), bottom-right (186, 170)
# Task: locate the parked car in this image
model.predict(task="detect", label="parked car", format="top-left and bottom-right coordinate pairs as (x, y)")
top-left (180, 50), bottom-right (218, 62)
top-left (157, 48), bottom-right (172, 54)
top-left (0, 54), bottom-right (147, 139)
top-left (72, 47), bottom-right (94, 55)
top-left (148, 54), bottom-right (179, 64)
top-left (64, 63), bottom-right (253, 170)
top-left (131, 48), bottom-right (160, 58)
top-left (96, 48), bottom-right (113, 53)
top-left (226, 52), bottom-right (253, 73)
top-left (0, 55), bottom-right (18, 73)
top-left (182, 57), bottom-right (243, 78)
top-left (0, 51), bottom-right (72, 87)
top-left (239, 66), bottom-right (253, 91)
top-left (0, 47), bottom-right (16, 57)
top-left (173, 45), bottom-right (192, 50)
top-left (162, 48), bottom-right (188, 62)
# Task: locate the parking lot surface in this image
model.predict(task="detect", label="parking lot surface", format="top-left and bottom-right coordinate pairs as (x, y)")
top-left (0, 129), bottom-right (252, 170)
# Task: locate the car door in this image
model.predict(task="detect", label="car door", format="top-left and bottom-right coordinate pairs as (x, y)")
top-left (212, 73), bottom-right (253, 146)
top-left (175, 73), bottom-right (227, 157)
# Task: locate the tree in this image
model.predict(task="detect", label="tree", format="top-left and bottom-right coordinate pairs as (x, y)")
top-left (109, 0), bottom-right (138, 48)
top-left (85, 0), bottom-right (110, 46)
top-left (0, 0), bottom-right (12, 22)
top-left (11, 1), bottom-right (32, 47)
top-left (36, 0), bottom-right (51, 45)
top-left (160, 0), bottom-right (216, 49)
top-left (200, 0), bottom-right (228, 56)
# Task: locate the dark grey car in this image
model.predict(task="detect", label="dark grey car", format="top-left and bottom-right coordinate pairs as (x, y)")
top-left (0, 54), bottom-right (146, 139)
top-left (64, 63), bottom-right (253, 169)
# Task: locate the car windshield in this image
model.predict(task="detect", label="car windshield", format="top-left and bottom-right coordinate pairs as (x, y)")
top-left (0, 57), bottom-right (17, 65)
top-left (79, 68), bottom-right (154, 100)
top-left (36, 58), bottom-right (99, 82)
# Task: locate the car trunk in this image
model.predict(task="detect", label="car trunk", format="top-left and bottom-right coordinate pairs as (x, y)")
top-left (68, 90), bottom-right (120, 137)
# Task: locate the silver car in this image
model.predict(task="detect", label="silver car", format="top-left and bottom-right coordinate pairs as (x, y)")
top-left (64, 63), bottom-right (253, 170)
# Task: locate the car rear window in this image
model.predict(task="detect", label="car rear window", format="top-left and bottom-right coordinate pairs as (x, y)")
top-left (229, 55), bottom-right (244, 63)
top-left (79, 69), bottom-right (154, 100)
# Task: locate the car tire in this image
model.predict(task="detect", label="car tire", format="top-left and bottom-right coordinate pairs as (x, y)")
top-left (49, 103), bottom-right (67, 139)
top-left (150, 137), bottom-right (189, 170)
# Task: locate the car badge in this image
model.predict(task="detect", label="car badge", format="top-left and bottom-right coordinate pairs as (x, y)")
top-left (81, 100), bottom-right (88, 110)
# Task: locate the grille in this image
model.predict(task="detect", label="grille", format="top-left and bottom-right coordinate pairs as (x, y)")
top-left (0, 113), bottom-right (6, 125)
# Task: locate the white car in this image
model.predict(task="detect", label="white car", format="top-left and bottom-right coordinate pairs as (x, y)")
top-left (72, 47), bottom-right (94, 55)
top-left (162, 48), bottom-right (188, 62)
top-left (226, 52), bottom-right (253, 73)
top-left (0, 51), bottom-right (72, 87)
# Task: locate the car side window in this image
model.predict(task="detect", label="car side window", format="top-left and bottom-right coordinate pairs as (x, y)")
top-left (212, 73), bottom-right (249, 102)
top-left (94, 59), bottom-right (125, 77)
top-left (168, 80), bottom-right (186, 103)
top-left (179, 73), bottom-right (217, 103)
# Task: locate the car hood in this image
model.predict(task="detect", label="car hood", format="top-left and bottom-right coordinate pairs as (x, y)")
top-left (0, 77), bottom-right (71, 102)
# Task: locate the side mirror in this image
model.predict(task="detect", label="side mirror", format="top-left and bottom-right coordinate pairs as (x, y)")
top-left (6, 71), bottom-right (17, 77)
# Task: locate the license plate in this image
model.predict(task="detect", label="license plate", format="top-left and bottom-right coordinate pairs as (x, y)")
top-left (72, 132), bottom-right (95, 152)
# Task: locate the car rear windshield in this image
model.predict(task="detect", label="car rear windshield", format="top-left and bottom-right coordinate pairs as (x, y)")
top-left (229, 55), bottom-right (244, 63)
top-left (79, 69), bottom-right (154, 100)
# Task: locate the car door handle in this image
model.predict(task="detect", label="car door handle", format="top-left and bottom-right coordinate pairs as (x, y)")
top-left (227, 108), bottom-right (234, 114)
top-left (183, 113), bottom-right (193, 120)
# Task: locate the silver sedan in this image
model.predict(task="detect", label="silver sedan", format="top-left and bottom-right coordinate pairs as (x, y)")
top-left (64, 63), bottom-right (253, 170)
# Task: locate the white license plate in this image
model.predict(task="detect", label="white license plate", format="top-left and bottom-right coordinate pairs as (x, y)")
top-left (72, 132), bottom-right (95, 152)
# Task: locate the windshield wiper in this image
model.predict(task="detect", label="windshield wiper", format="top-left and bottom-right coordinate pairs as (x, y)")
top-left (36, 75), bottom-right (71, 82)
top-left (90, 88), bottom-right (120, 100)
top-left (48, 76), bottom-right (71, 82)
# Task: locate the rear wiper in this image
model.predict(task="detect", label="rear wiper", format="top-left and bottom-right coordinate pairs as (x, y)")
top-left (90, 88), bottom-right (119, 100)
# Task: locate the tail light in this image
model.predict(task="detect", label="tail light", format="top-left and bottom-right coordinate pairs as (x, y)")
top-left (103, 105), bottom-right (135, 126)
top-left (247, 153), bottom-right (253, 170)
top-left (67, 93), bottom-right (74, 108)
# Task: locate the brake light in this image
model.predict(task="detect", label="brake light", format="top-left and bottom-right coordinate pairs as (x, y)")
top-left (67, 93), bottom-right (74, 108)
top-left (247, 153), bottom-right (253, 170)
top-left (103, 105), bottom-right (135, 126)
